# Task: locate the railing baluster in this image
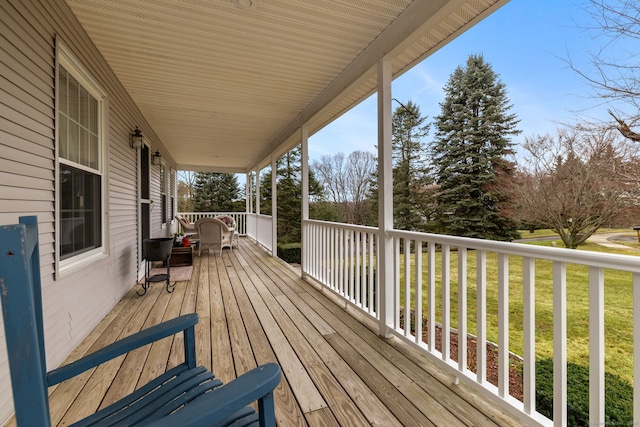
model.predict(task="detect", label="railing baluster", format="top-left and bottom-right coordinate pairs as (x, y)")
top-left (428, 242), bottom-right (436, 352)
top-left (331, 227), bottom-right (336, 290)
top-left (553, 261), bottom-right (567, 426)
top-left (523, 257), bottom-right (535, 414)
top-left (369, 232), bottom-right (375, 316)
top-left (394, 237), bottom-right (400, 330)
top-left (589, 266), bottom-right (604, 426)
top-left (415, 240), bottom-right (423, 346)
top-left (339, 228), bottom-right (343, 294)
top-left (477, 249), bottom-right (487, 384)
top-left (442, 244), bottom-right (450, 362)
top-left (404, 239), bottom-right (411, 337)
top-left (323, 225), bottom-right (328, 285)
top-left (350, 230), bottom-right (355, 302)
top-left (312, 224), bottom-right (316, 282)
top-left (458, 247), bottom-right (467, 372)
top-left (498, 253), bottom-right (509, 398)
top-left (635, 272), bottom-right (640, 425)
top-left (355, 231), bottom-right (361, 307)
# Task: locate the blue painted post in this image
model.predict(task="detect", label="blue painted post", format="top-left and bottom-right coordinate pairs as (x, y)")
top-left (0, 216), bottom-right (51, 426)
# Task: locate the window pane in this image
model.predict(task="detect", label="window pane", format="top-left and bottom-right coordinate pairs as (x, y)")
top-left (160, 165), bottom-right (166, 192)
top-left (59, 116), bottom-right (69, 160)
top-left (59, 68), bottom-right (68, 117)
top-left (79, 88), bottom-right (89, 127)
top-left (90, 133), bottom-right (99, 169)
top-left (69, 76), bottom-right (79, 121)
top-left (80, 127), bottom-right (89, 166)
top-left (161, 194), bottom-right (167, 224)
top-left (89, 98), bottom-right (98, 133)
top-left (69, 121), bottom-right (79, 164)
top-left (60, 164), bottom-right (102, 260)
top-left (59, 65), bottom-right (100, 170)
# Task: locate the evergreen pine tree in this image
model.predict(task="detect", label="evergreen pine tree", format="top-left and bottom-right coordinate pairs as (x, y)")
top-left (431, 54), bottom-right (521, 241)
top-left (192, 172), bottom-right (242, 212)
top-left (391, 100), bottom-right (430, 231)
top-left (259, 145), bottom-right (323, 244)
top-left (368, 101), bottom-right (430, 230)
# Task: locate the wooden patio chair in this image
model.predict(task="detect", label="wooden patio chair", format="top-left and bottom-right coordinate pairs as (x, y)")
top-left (0, 216), bottom-right (281, 427)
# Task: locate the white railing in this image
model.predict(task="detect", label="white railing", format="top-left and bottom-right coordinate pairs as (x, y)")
top-left (302, 220), bottom-right (640, 427)
top-left (177, 212), bottom-right (247, 236)
top-left (303, 220), bottom-right (379, 316)
top-left (245, 213), bottom-right (273, 253)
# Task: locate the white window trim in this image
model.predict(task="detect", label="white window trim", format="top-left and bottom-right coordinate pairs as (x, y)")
top-left (55, 41), bottom-right (110, 278)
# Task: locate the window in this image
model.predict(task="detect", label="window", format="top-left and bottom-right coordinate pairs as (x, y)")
top-left (161, 164), bottom-right (167, 225)
top-left (170, 169), bottom-right (176, 221)
top-left (57, 46), bottom-right (106, 268)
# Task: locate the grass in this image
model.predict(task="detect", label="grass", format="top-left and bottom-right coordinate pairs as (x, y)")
top-left (397, 232), bottom-right (639, 385)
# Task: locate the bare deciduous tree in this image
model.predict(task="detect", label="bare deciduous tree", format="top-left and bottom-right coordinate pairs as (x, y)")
top-left (570, 0), bottom-right (640, 140)
top-left (313, 151), bottom-right (376, 225)
top-left (177, 171), bottom-right (197, 212)
top-left (514, 127), bottom-right (638, 248)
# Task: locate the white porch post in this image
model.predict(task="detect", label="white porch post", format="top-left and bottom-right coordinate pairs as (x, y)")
top-left (377, 57), bottom-right (393, 337)
top-left (256, 169), bottom-right (261, 215)
top-left (246, 172), bottom-right (251, 213)
top-left (271, 153), bottom-right (278, 257)
top-left (301, 125), bottom-right (309, 278)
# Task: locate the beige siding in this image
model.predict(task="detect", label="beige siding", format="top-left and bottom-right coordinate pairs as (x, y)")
top-left (0, 0), bottom-right (176, 423)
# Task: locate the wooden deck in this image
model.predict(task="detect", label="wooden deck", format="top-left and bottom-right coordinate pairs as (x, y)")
top-left (18, 239), bottom-right (523, 426)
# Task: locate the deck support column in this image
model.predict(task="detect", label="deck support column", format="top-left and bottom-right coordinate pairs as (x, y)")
top-left (377, 57), bottom-right (393, 337)
top-left (256, 169), bottom-right (261, 215)
top-left (246, 172), bottom-right (251, 214)
top-left (301, 124), bottom-right (309, 278)
top-left (271, 153), bottom-right (277, 256)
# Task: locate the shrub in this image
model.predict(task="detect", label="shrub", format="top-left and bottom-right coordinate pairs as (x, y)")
top-left (277, 243), bottom-right (301, 264)
top-left (536, 358), bottom-right (633, 426)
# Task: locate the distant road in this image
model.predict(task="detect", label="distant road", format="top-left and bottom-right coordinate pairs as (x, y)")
top-left (516, 232), bottom-right (640, 251)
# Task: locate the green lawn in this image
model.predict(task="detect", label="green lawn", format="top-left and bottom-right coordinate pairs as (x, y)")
top-left (399, 235), bottom-right (639, 384)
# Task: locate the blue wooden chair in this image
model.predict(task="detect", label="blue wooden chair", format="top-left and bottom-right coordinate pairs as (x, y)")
top-left (0, 216), bottom-right (281, 427)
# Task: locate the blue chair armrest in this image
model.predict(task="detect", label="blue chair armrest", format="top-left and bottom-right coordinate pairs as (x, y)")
top-left (145, 363), bottom-right (281, 427)
top-left (47, 313), bottom-right (199, 386)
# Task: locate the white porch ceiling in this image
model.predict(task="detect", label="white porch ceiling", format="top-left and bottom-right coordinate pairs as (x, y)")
top-left (64, 0), bottom-right (508, 173)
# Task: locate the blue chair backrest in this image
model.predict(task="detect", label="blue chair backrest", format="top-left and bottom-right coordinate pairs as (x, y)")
top-left (0, 216), bottom-right (51, 426)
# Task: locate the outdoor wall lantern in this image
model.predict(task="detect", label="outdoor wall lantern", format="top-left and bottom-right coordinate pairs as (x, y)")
top-left (130, 126), bottom-right (144, 149)
top-left (152, 151), bottom-right (162, 165)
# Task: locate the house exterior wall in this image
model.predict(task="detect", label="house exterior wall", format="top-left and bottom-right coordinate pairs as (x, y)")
top-left (0, 1), bottom-right (176, 423)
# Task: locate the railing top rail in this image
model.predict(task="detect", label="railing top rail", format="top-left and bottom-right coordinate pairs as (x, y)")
top-left (178, 211), bottom-right (245, 215)
top-left (253, 213), bottom-right (273, 220)
top-left (388, 228), bottom-right (640, 273)
top-left (304, 219), bottom-right (378, 234)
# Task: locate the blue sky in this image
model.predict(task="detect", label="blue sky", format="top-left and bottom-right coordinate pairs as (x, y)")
top-left (308, 0), bottom-right (619, 162)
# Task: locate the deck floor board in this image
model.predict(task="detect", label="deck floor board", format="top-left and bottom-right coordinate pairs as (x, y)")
top-left (4, 238), bottom-right (525, 427)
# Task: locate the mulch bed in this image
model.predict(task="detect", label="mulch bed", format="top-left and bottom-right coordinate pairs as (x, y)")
top-left (404, 318), bottom-right (524, 401)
